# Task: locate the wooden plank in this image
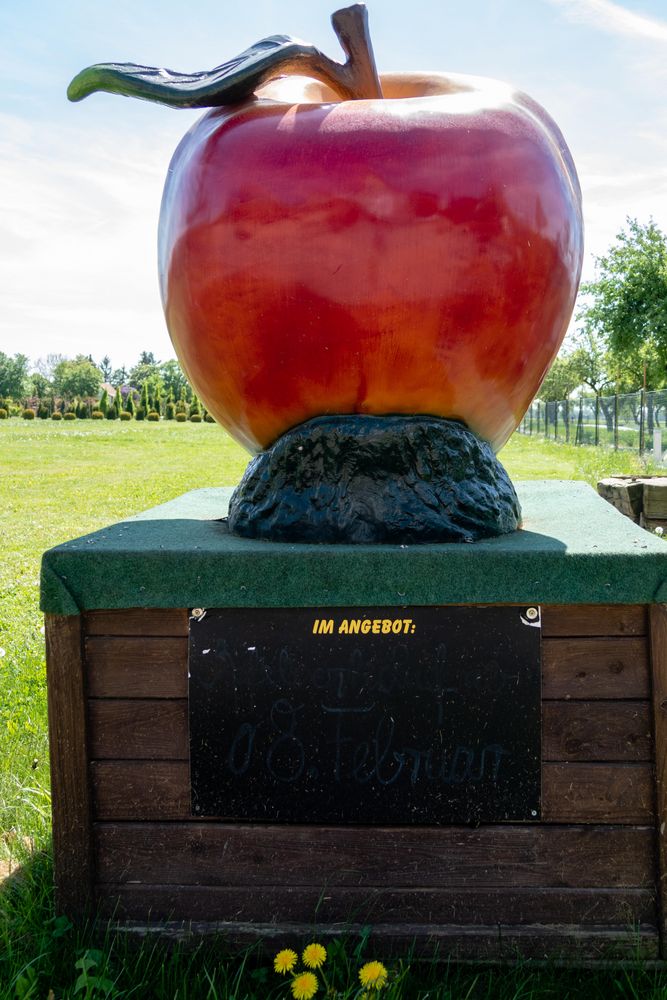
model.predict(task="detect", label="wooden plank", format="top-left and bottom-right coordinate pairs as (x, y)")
top-left (94, 915), bottom-right (660, 960)
top-left (543, 702), bottom-right (652, 761)
top-left (90, 760), bottom-right (655, 824)
top-left (96, 883), bottom-right (657, 927)
top-left (542, 637), bottom-right (649, 699)
top-left (542, 764), bottom-right (654, 823)
top-left (94, 823), bottom-right (655, 888)
top-left (86, 637), bottom-right (187, 698)
top-left (45, 614), bottom-right (94, 917)
top-left (87, 699), bottom-right (652, 763)
top-left (541, 605), bottom-right (647, 638)
top-left (84, 608), bottom-right (188, 637)
top-left (88, 700), bottom-right (188, 759)
top-left (650, 604), bottom-right (667, 957)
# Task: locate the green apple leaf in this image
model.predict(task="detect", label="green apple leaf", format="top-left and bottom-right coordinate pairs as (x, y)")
top-left (67, 35), bottom-right (327, 107)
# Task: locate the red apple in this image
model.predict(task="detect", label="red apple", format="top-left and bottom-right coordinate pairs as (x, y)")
top-left (158, 70), bottom-right (583, 454)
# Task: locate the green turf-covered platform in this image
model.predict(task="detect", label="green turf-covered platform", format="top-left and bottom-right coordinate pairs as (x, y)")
top-left (40, 481), bottom-right (667, 616)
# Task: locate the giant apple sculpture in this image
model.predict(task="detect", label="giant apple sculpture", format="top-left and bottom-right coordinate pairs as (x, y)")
top-left (69, 5), bottom-right (583, 543)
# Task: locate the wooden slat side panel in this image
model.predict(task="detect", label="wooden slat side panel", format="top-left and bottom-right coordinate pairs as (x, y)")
top-left (88, 700), bottom-right (188, 759)
top-left (542, 638), bottom-right (650, 699)
top-left (543, 702), bottom-right (652, 761)
top-left (542, 764), bottom-right (654, 823)
top-left (649, 604), bottom-right (667, 956)
top-left (96, 884), bottom-right (657, 927)
top-left (541, 605), bottom-right (647, 638)
top-left (90, 761), bottom-right (654, 824)
top-left (94, 824), bottom-right (655, 889)
top-left (84, 609), bottom-right (188, 637)
top-left (45, 614), bottom-right (94, 917)
top-left (86, 637), bottom-right (188, 698)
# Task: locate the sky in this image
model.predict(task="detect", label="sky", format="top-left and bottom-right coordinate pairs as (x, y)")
top-left (1, 0), bottom-right (667, 371)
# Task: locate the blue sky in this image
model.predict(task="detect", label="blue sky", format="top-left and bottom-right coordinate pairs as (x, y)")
top-left (1, 0), bottom-right (667, 369)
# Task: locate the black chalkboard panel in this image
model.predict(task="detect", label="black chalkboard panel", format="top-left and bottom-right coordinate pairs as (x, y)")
top-left (189, 606), bottom-right (541, 824)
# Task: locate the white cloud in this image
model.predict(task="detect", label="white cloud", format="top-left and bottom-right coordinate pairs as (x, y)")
top-left (547, 0), bottom-right (667, 41)
top-left (0, 111), bottom-right (191, 367)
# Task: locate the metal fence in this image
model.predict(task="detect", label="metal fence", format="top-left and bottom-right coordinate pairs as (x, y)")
top-left (517, 389), bottom-right (667, 456)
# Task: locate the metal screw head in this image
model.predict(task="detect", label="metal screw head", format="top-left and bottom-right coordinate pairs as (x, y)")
top-left (526, 607), bottom-right (539, 621)
top-left (192, 608), bottom-right (205, 619)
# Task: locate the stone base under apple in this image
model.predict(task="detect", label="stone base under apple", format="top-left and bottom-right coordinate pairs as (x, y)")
top-left (227, 414), bottom-right (521, 544)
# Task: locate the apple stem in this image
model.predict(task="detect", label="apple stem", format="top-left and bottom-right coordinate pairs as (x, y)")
top-left (330, 5), bottom-right (383, 99)
top-left (67, 5), bottom-right (383, 108)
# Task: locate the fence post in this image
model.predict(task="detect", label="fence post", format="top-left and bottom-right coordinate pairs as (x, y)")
top-left (614, 393), bottom-right (619, 451)
top-left (594, 395), bottom-right (599, 446)
top-left (565, 398), bottom-right (570, 443)
top-left (639, 389), bottom-right (645, 454)
top-left (554, 401), bottom-right (558, 441)
top-left (576, 396), bottom-right (583, 445)
top-left (529, 404), bottom-right (533, 435)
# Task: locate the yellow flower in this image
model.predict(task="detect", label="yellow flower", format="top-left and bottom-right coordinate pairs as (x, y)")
top-left (302, 942), bottom-right (327, 969)
top-left (291, 971), bottom-right (319, 999)
top-left (274, 949), bottom-right (298, 975)
top-left (358, 961), bottom-right (388, 990)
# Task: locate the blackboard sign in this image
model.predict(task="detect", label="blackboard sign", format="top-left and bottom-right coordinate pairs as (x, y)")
top-left (189, 605), bottom-right (541, 824)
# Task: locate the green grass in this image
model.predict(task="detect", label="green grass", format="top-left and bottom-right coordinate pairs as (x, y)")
top-left (0, 418), bottom-right (664, 998)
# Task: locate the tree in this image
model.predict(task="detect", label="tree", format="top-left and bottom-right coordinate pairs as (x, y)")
top-left (0, 352), bottom-right (30, 399)
top-left (98, 355), bottom-right (113, 381)
top-left (160, 358), bottom-right (190, 399)
top-left (111, 366), bottom-right (128, 386)
top-left (29, 372), bottom-right (51, 398)
top-left (129, 353), bottom-right (161, 392)
top-left (577, 218), bottom-right (667, 390)
top-left (537, 355), bottom-right (581, 403)
top-left (52, 356), bottom-right (103, 399)
top-left (33, 353), bottom-right (65, 381)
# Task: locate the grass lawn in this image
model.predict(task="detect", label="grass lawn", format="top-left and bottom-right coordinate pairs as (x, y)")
top-left (0, 418), bottom-right (664, 998)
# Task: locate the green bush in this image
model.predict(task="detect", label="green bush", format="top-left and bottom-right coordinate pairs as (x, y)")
top-left (175, 412), bottom-right (187, 422)
top-left (135, 407), bottom-right (145, 421)
top-left (91, 410), bottom-right (104, 420)
top-left (63, 412), bottom-right (76, 421)
top-left (204, 413), bottom-right (215, 423)
top-left (189, 413), bottom-right (202, 423)
top-left (147, 410), bottom-right (160, 421)
top-left (37, 402), bottom-right (50, 419)
top-left (165, 401), bottom-right (176, 420)
top-left (51, 411), bottom-right (63, 421)
top-left (119, 410), bottom-right (132, 421)
top-left (22, 408), bottom-right (36, 420)
top-left (106, 407), bottom-right (118, 420)
top-left (0, 408), bottom-right (7, 419)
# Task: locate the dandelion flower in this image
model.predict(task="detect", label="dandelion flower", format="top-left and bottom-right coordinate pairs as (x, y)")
top-left (359, 961), bottom-right (388, 990)
top-left (302, 942), bottom-right (327, 969)
top-left (291, 971), bottom-right (318, 999)
top-left (274, 948), bottom-right (298, 975)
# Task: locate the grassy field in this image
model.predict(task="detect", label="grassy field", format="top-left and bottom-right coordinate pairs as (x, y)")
top-left (0, 418), bottom-right (664, 998)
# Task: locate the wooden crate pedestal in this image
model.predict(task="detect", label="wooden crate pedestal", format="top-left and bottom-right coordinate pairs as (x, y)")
top-left (41, 482), bottom-right (667, 961)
